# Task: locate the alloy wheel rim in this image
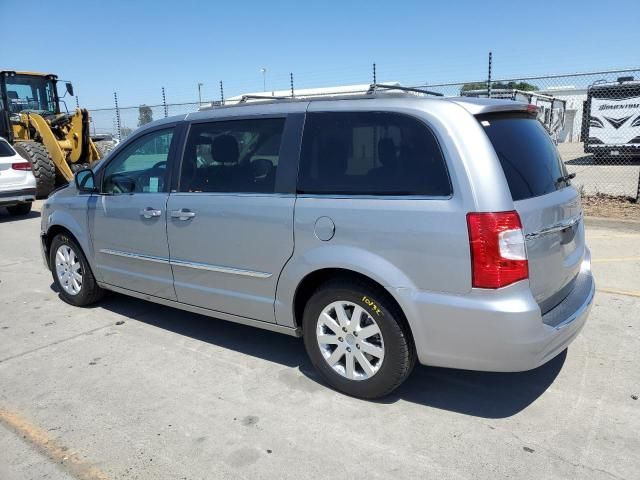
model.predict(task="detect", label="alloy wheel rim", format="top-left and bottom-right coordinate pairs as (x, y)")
top-left (316, 300), bottom-right (385, 381)
top-left (55, 245), bottom-right (83, 296)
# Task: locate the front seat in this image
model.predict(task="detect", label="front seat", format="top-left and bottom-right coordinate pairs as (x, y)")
top-left (211, 134), bottom-right (244, 191)
top-left (180, 135), bottom-right (213, 192)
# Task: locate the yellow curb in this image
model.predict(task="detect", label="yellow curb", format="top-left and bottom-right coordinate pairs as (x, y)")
top-left (596, 287), bottom-right (640, 298)
top-left (0, 407), bottom-right (109, 480)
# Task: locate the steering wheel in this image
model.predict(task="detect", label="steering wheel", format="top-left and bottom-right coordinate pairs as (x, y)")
top-left (151, 161), bottom-right (167, 169)
top-left (109, 173), bottom-right (135, 194)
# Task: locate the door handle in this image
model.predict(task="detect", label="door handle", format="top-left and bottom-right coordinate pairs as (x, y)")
top-left (170, 208), bottom-right (196, 221)
top-left (140, 207), bottom-right (162, 218)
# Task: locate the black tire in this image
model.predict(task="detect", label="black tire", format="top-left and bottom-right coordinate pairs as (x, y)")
top-left (302, 278), bottom-right (416, 399)
top-left (49, 233), bottom-right (104, 306)
top-left (94, 140), bottom-right (116, 159)
top-left (6, 202), bottom-right (32, 216)
top-left (13, 141), bottom-right (56, 198)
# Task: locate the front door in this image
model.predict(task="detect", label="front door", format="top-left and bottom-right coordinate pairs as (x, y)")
top-left (166, 116), bottom-right (297, 322)
top-left (89, 127), bottom-right (177, 299)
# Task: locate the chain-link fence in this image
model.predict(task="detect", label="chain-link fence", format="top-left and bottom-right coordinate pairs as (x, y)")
top-left (88, 67), bottom-right (640, 200)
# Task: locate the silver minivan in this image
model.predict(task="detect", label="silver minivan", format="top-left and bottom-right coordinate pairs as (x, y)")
top-left (41, 90), bottom-right (595, 398)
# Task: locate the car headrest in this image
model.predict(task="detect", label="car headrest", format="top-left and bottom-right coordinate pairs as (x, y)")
top-left (212, 134), bottom-right (239, 164)
top-left (7, 91), bottom-right (18, 100)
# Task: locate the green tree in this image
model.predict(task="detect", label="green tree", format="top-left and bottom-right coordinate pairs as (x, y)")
top-left (460, 81), bottom-right (538, 93)
top-left (138, 104), bottom-right (153, 126)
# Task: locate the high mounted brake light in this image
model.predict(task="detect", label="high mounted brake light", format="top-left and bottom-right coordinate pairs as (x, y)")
top-left (467, 211), bottom-right (529, 289)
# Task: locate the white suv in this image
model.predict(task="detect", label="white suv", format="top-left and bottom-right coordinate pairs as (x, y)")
top-left (0, 137), bottom-right (36, 215)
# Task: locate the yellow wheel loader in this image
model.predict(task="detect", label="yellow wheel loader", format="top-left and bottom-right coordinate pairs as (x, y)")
top-left (0, 70), bottom-right (116, 197)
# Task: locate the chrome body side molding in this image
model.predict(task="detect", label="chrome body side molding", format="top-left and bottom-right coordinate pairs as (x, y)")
top-left (99, 249), bottom-right (272, 278)
top-left (99, 249), bottom-right (170, 264)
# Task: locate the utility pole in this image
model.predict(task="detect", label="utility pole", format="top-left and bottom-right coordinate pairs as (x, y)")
top-left (260, 67), bottom-right (267, 92)
top-left (198, 83), bottom-right (203, 106)
top-left (487, 51), bottom-right (493, 98)
top-left (113, 92), bottom-right (121, 141)
top-left (162, 87), bottom-right (168, 118)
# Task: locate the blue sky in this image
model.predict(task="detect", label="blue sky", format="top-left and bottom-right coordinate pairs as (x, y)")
top-left (1, 0), bottom-right (639, 109)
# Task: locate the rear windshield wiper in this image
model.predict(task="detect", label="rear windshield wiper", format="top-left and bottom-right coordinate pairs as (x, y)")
top-left (556, 173), bottom-right (576, 183)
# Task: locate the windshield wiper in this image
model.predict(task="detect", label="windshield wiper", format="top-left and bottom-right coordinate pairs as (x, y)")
top-left (556, 173), bottom-right (576, 183)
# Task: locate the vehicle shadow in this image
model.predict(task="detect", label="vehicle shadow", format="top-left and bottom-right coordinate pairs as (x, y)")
top-left (96, 291), bottom-right (564, 419)
top-left (0, 209), bottom-right (40, 223)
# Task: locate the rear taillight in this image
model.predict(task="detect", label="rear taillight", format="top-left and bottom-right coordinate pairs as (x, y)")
top-left (11, 162), bottom-right (32, 171)
top-left (467, 211), bottom-right (528, 289)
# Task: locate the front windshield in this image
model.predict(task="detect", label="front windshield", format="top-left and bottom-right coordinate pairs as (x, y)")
top-left (4, 75), bottom-right (57, 114)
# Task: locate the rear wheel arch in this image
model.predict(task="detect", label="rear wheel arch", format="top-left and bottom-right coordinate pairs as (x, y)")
top-left (293, 268), bottom-right (412, 338)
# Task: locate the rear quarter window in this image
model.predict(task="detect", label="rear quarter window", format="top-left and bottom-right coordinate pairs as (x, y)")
top-left (478, 113), bottom-right (570, 201)
top-left (298, 112), bottom-right (451, 196)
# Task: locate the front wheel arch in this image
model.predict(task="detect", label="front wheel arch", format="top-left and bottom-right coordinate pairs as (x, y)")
top-left (45, 225), bottom-right (83, 269)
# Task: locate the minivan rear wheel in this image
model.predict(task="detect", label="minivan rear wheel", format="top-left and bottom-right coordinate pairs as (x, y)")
top-left (302, 279), bottom-right (416, 399)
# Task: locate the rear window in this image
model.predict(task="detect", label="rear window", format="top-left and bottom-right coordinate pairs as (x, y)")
top-left (478, 113), bottom-right (570, 201)
top-left (298, 112), bottom-right (451, 196)
top-left (0, 140), bottom-right (15, 157)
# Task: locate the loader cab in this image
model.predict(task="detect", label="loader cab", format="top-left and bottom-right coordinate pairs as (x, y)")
top-left (0, 71), bottom-right (61, 115)
top-left (0, 71), bottom-right (67, 141)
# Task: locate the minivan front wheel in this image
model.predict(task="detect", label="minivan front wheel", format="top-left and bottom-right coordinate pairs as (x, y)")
top-left (49, 233), bottom-right (104, 306)
top-left (303, 279), bottom-right (416, 399)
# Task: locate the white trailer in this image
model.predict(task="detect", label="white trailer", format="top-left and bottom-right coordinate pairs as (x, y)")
top-left (582, 77), bottom-right (640, 158)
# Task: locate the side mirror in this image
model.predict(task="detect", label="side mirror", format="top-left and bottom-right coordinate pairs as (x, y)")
top-left (66, 82), bottom-right (74, 97)
top-left (75, 168), bottom-right (97, 193)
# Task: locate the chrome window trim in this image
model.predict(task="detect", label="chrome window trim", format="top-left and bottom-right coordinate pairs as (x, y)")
top-left (99, 249), bottom-right (271, 278)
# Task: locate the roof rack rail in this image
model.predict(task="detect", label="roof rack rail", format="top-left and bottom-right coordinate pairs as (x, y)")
top-left (200, 83), bottom-right (447, 110)
top-left (367, 83), bottom-right (444, 97)
top-left (239, 94), bottom-right (289, 103)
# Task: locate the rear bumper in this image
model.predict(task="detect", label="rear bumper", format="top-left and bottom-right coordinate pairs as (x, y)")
top-left (0, 187), bottom-right (36, 206)
top-left (396, 248), bottom-right (594, 372)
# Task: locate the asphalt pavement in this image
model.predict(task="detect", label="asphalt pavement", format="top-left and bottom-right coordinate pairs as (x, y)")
top-left (0, 202), bottom-right (638, 480)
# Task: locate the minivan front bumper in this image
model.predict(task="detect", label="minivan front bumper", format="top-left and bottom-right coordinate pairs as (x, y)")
top-left (396, 248), bottom-right (594, 372)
